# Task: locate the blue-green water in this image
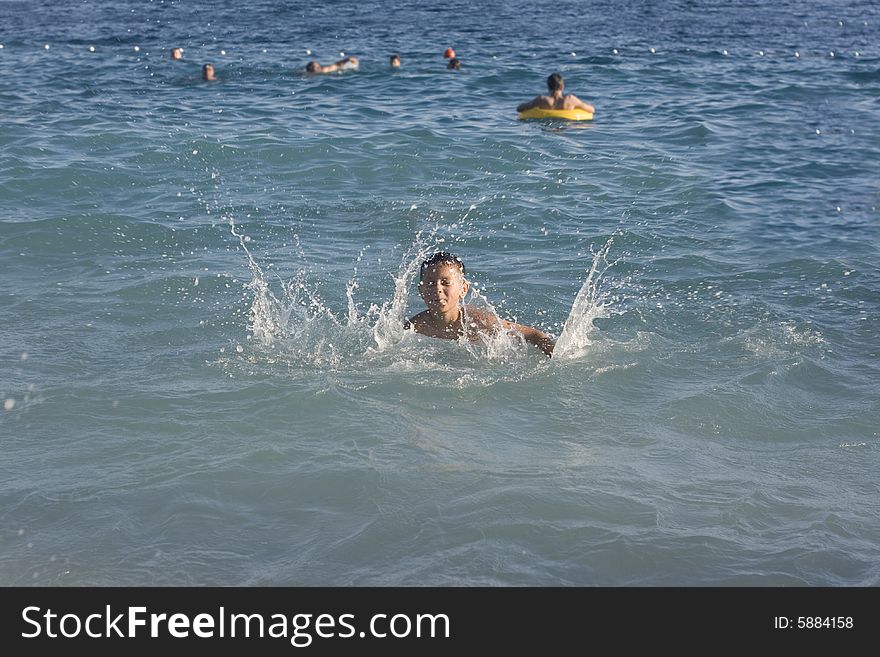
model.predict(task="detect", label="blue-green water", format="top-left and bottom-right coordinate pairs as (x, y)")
top-left (2, 0), bottom-right (879, 586)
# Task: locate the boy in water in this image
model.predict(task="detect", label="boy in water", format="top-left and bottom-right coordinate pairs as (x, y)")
top-left (305, 56), bottom-right (359, 74)
top-left (406, 252), bottom-right (555, 356)
top-left (516, 72), bottom-right (594, 114)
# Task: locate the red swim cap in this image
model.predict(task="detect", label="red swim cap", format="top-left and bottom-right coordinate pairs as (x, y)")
top-left (443, 47), bottom-right (455, 59)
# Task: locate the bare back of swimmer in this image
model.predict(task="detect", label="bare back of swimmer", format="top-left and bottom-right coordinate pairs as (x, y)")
top-left (516, 72), bottom-right (595, 113)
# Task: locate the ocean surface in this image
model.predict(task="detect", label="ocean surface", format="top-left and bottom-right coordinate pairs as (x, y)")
top-left (2, 0), bottom-right (879, 586)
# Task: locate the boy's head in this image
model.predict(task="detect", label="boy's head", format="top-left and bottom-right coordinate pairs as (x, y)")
top-left (420, 252), bottom-right (465, 278)
top-left (418, 252), bottom-right (468, 314)
top-left (547, 72), bottom-right (564, 93)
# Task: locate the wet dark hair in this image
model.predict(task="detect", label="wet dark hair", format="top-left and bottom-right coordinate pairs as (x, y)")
top-left (306, 61), bottom-right (321, 73)
top-left (447, 57), bottom-right (462, 69)
top-left (547, 72), bottom-right (564, 93)
top-left (420, 252), bottom-right (466, 277)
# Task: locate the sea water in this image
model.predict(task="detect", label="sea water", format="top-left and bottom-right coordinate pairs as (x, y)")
top-left (1, 0), bottom-right (879, 586)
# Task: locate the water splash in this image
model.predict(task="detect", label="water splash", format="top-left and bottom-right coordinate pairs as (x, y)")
top-left (228, 216), bottom-right (281, 343)
top-left (554, 236), bottom-right (617, 359)
top-left (230, 216), bottom-right (614, 369)
top-left (229, 215), bottom-right (351, 366)
top-left (368, 231), bottom-right (433, 353)
top-left (230, 217), bottom-right (438, 366)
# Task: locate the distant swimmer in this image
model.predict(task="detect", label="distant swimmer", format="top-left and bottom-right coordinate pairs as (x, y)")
top-left (516, 72), bottom-right (595, 114)
top-left (202, 63), bottom-right (217, 81)
top-left (405, 252), bottom-right (555, 357)
top-left (170, 47), bottom-right (184, 60)
top-left (447, 57), bottom-right (462, 70)
top-left (390, 53), bottom-right (401, 68)
top-left (305, 56), bottom-right (359, 74)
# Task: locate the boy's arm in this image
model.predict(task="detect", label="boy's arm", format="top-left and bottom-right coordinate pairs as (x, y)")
top-left (323, 57), bottom-right (357, 72)
top-left (462, 307), bottom-right (555, 356)
top-left (501, 320), bottom-right (555, 357)
top-left (516, 96), bottom-right (542, 113)
top-left (570, 94), bottom-right (595, 113)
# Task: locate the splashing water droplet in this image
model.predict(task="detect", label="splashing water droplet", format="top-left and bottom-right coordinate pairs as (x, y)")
top-left (554, 237), bottom-right (616, 358)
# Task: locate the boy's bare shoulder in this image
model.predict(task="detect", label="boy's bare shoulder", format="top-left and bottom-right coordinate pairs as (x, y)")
top-left (564, 93), bottom-right (594, 112)
top-left (405, 310), bottom-right (429, 330)
top-left (518, 94), bottom-right (554, 112)
top-left (462, 305), bottom-right (502, 329)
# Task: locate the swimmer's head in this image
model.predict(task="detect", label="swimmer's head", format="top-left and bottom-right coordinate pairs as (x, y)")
top-left (443, 47), bottom-right (455, 59)
top-left (202, 63), bottom-right (216, 80)
top-left (447, 57), bottom-right (462, 70)
top-left (547, 72), bottom-right (564, 93)
top-left (418, 252), bottom-right (469, 311)
top-left (390, 53), bottom-right (401, 68)
top-left (420, 252), bottom-right (466, 279)
top-left (306, 60), bottom-right (321, 73)
top-left (170, 47), bottom-right (183, 60)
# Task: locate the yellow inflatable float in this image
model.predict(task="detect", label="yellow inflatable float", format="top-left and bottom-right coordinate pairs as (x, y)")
top-left (518, 107), bottom-right (593, 121)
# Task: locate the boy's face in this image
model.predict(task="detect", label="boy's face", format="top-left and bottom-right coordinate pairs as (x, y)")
top-left (418, 263), bottom-right (468, 315)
